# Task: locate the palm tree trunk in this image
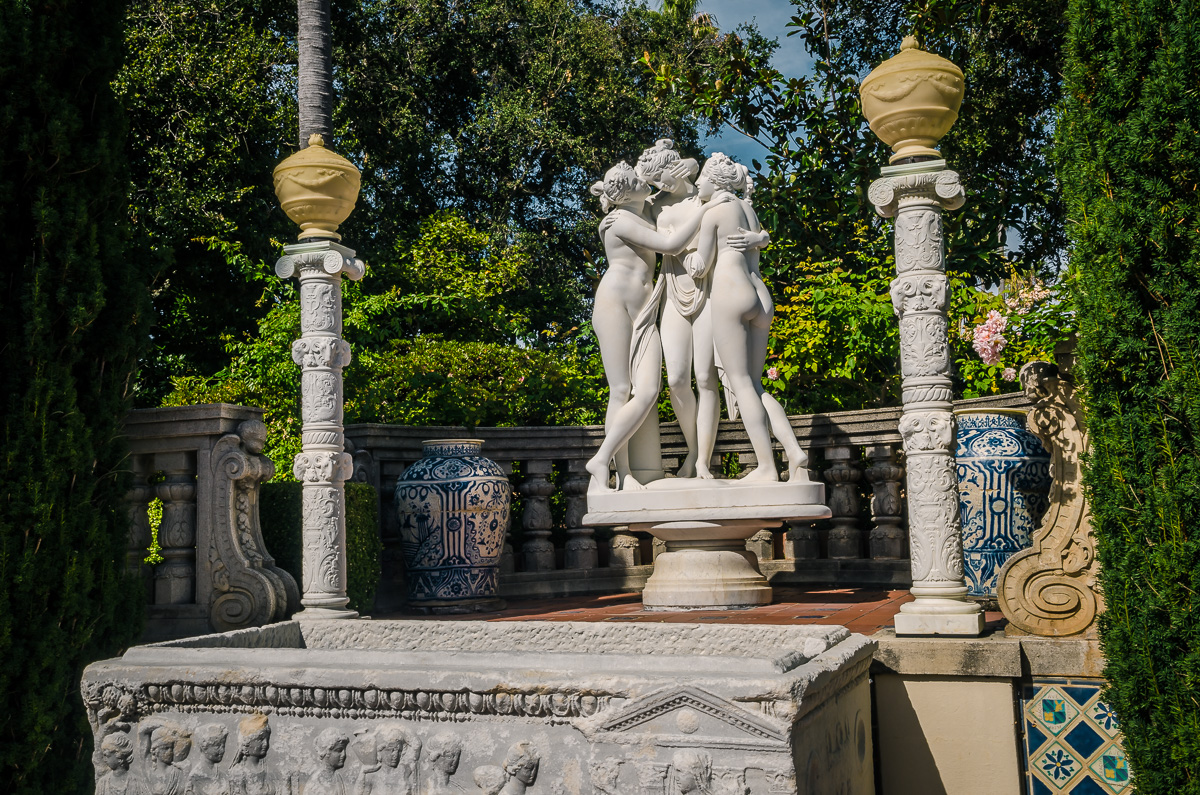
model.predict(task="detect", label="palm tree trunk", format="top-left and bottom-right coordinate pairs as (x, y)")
top-left (297, 0), bottom-right (332, 148)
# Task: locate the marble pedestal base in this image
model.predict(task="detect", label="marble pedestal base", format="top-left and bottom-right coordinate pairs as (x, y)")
top-left (586, 479), bottom-right (831, 610)
top-left (641, 520), bottom-right (773, 609)
top-left (82, 620), bottom-right (876, 795)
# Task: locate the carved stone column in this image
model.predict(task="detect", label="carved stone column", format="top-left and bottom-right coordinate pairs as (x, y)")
top-left (520, 459), bottom-right (556, 571)
top-left (866, 444), bottom-right (906, 559)
top-left (871, 162), bottom-right (983, 635)
top-left (608, 528), bottom-right (641, 568)
top-left (563, 459), bottom-right (597, 570)
top-left (154, 452), bottom-right (197, 605)
top-left (125, 455), bottom-right (154, 591)
top-left (824, 446), bottom-right (864, 559)
top-left (746, 529), bottom-right (775, 562)
top-left (998, 362), bottom-right (1102, 637)
top-left (276, 240), bottom-right (364, 619)
top-left (783, 521), bottom-right (820, 559)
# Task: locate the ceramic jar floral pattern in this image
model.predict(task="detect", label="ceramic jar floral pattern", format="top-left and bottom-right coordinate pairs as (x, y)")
top-left (394, 440), bottom-right (510, 606)
top-left (955, 409), bottom-right (1052, 597)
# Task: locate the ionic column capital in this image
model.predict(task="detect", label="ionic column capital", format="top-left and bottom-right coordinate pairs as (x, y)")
top-left (869, 161), bottom-right (965, 218)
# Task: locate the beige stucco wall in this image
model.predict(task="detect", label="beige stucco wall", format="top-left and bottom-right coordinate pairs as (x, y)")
top-left (875, 673), bottom-right (1021, 795)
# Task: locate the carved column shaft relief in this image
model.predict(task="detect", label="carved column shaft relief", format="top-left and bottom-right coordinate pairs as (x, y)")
top-left (276, 242), bottom-right (365, 616)
top-left (154, 456), bottom-right (198, 606)
top-left (873, 168), bottom-right (976, 613)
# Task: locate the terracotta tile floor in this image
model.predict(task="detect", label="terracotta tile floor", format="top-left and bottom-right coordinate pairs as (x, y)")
top-left (380, 587), bottom-right (1007, 636)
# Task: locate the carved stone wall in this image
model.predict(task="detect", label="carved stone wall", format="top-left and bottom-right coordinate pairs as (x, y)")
top-left (84, 620), bottom-right (876, 795)
top-left (124, 405), bottom-right (299, 641)
top-left (998, 362), bottom-right (1102, 637)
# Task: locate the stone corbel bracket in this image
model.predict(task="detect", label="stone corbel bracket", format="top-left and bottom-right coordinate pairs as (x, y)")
top-left (209, 420), bottom-right (300, 631)
top-left (998, 361), bottom-right (1102, 637)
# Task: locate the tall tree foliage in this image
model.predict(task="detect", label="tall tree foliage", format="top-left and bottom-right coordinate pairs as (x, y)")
top-left (0, 1), bottom-right (148, 791)
top-left (116, 0), bottom-right (295, 403)
top-left (1059, 0), bottom-right (1200, 791)
top-left (650, 0), bottom-right (1069, 411)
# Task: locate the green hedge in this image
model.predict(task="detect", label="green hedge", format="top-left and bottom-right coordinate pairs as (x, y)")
top-left (1060, 0), bottom-right (1200, 791)
top-left (260, 481), bottom-right (382, 614)
top-left (0, 1), bottom-right (150, 791)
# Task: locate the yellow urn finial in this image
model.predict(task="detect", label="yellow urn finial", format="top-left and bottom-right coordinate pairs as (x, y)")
top-left (273, 134), bottom-right (361, 241)
top-left (859, 36), bottom-right (964, 164)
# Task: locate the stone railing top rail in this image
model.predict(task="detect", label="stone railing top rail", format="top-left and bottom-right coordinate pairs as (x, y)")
top-left (124, 403), bottom-right (264, 452)
top-left (345, 391), bottom-right (1030, 461)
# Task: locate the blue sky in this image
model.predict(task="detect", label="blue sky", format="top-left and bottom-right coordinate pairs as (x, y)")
top-left (692, 0), bottom-right (814, 167)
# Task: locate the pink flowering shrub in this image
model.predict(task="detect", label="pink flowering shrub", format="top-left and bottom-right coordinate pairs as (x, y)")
top-left (972, 310), bottom-right (1008, 366)
top-left (1002, 367), bottom-right (1018, 382)
top-left (766, 366), bottom-right (780, 381)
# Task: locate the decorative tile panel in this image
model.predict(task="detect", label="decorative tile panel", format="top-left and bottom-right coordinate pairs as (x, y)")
top-left (1021, 678), bottom-right (1131, 795)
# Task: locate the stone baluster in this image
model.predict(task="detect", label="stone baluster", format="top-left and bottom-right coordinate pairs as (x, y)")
top-left (125, 455), bottom-right (154, 592)
top-left (871, 163), bottom-right (983, 635)
top-left (608, 527), bottom-right (641, 567)
top-left (154, 452), bottom-right (197, 605)
top-left (494, 459), bottom-right (516, 575)
top-left (276, 241), bottom-right (364, 619)
top-left (824, 446), bottom-right (864, 559)
top-left (520, 459), bottom-right (556, 571)
top-left (563, 459), bottom-right (597, 570)
top-left (783, 521), bottom-right (820, 559)
top-left (866, 444), bottom-right (906, 559)
top-left (746, 529), bottom-right (775, 562)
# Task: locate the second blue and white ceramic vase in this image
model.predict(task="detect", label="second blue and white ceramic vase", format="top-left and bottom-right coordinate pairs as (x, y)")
top-left (394, 439), bottom-right (510, 609)
top-left (956, 409), bottom-right (1052, 597)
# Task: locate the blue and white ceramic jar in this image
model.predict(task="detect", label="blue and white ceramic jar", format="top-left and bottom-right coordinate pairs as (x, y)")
top-left (955, 409), bottom-right (1052, 598)
top-left (394, 439), bottom-right (511, 609)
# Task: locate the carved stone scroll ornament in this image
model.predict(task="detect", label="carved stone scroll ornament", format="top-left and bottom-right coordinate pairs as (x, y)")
top-left (998, 361), bottom-right (1102, 637)
top-left (208, 420), bottom-right (299, 632)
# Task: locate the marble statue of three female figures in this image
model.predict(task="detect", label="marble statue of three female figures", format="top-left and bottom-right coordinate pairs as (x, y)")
top-left (585, 139), bottom-right (811, 495)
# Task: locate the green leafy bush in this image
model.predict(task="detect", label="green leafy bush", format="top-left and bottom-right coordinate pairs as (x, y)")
top-left (260, 482), bottom-right (382, 614)
top-left (1059, 0), bottom-right (1200, 791)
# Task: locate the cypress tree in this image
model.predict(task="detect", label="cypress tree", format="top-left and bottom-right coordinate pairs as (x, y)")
top-left (0, 1), bottom-right (148, 791)
top-left (1059, 0), bottom-right (1200, 791)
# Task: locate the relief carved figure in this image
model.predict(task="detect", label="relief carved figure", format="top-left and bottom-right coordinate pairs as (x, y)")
top-left (229, 714), bottom-right (279, 795)
top-left (670, 750), bottom-right (714, 795)
top-left (357, 724), bottom-right (419, 795)
top-left (186, 724), bottom-right (230, 795)
top-left (499, 742), bottom-right (539, 794)
top-left (473, 766), bottom-right (506, 795)
top-left (589, 759), bottom-right (621, 795)
top-left (141, 722), bottom-right (191, 795)
top-left (306, 728), bottom-right (351, 795)
top-left (421, 732), bottom-right (464, 794)
top-left (98, 731), bottom-right (150, 795)
top-left (998, 361), bottom-right (1102, 636)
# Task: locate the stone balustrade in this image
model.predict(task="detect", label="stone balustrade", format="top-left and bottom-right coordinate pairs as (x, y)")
top-left (345, 391), bottom-right (1029, 610)
top-left (123, 404), bottom-right (298, 641)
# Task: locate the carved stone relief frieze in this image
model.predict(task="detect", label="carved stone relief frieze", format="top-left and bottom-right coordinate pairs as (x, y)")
top-left (301, 371), bottom-right (341, 424)
top-left (889, 274), bottom-right (947, 315)
top-left (294, 451), bottom-right (354, 485)
top-left (898, 316), bottom-right (950, 378)
top-left (292, 337), bottom-right (352, 370)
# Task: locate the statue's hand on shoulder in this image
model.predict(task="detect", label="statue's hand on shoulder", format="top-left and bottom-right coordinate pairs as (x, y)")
top-left (598, 211), bottom-right (620, 237)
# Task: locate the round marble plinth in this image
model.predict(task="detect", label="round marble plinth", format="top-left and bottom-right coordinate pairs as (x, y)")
top-left (639, 520), bottom-right (773, 610)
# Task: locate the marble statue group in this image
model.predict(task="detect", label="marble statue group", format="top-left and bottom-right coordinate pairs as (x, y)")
top-left (585, 140), bottom-right (811, 494)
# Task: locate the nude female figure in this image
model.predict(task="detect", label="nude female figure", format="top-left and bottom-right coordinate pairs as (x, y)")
top-left (635, 140), bottom-right (771, 479)
top-left (688, 153), bottom-right (809, 482)
top-left (585, 160), bottom-right (730, 493)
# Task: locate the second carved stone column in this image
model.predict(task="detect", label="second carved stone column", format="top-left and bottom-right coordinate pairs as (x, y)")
top-left (871, 163), bottom-right (983, 635)
top-left (276, 242), bottom-right (364, 619)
